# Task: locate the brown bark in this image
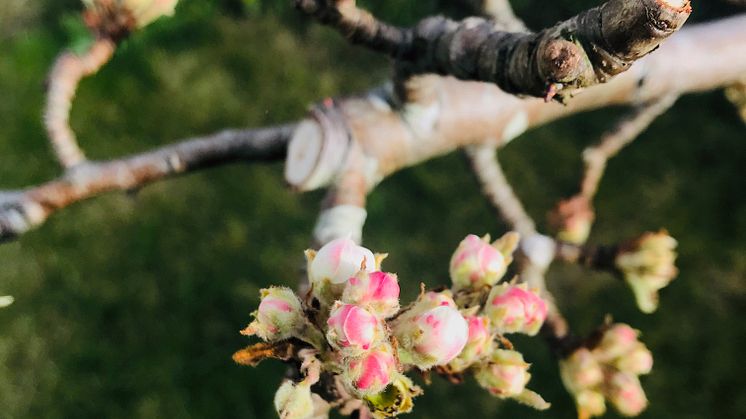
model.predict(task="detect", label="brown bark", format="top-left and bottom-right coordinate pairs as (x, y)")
top-left (0, 125), bottom-right (293, 242)
top-left (299, 0), bottom-right (691, 98)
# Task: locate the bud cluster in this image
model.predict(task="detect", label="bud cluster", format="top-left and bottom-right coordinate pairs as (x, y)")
top-left (615, 230), bottom-right (678, 313)
top-left (560, 323), bottom-right (654, 418)
top-left (242, 233), bottom-right (552, 418)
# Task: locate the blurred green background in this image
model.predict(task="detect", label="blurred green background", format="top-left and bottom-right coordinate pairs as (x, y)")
top-left (1, 0), bottom-right (744, 418)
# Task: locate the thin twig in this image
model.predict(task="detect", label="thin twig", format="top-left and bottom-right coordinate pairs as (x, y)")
top-left (44, 39), bottom-right (117, 168)
top-left (465, 144), bottom-right (536, 236)
top-left (580, 94), bottom-right (679, 199)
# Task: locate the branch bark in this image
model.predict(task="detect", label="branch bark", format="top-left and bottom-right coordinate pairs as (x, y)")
top-left (44, 39), bottom-right (116, 168)
top-left (465, 144), bottom-right (536, 235)
top-left (0, 125), bottom-right (293, 242)
top-left (298, 0), bottom-right (692, 98)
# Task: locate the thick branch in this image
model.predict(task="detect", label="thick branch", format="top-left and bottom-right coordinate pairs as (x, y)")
top-left (286, 15), bottom-right (746, 192)
top-left (0, 125), bottom-right (293, 242)
top-left (465, 144), bottom-right (536, 235)
top-left (44, 39), bottom-right (116, 168)
top-left (299, 0), bottom-right (691, 98)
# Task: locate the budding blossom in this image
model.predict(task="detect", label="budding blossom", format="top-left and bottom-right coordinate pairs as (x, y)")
top-left (307, 238), bottom-right (376, 305)
top-left (561, 324), bottom-right (654, 418)
top-left (615, 343), bottom-right (653, 376)
top-left (615, 230), bottom-right (678, 313)
top-left (593, 323), bottom-right (640, 363)
top-left (243, 287), bottom-right (304, 342)
top-left (326, 303), bottom-right (382, 355)
top-left (560, 348), bottom-right (604, 394)
top-left (549, 196), bottom-right (595, 245)
top-left (274, 380), bottom-right (314, 419)
top-left (342, 271), bottom-right (400, 318)
top-left (392, 291), bottom-right (468, 369)
top-left (449, 234), bottom-right (514, 291)
top-left (475, 349), bottom-right (531, 398)
top-left (343, 344), bottom-right (398, 396)
top-left (449, 315), bottom-right (493, 372)
top-left (484, 284), bottom-right (548, 336)
top-left (607, 372), bottom-right (648, 417)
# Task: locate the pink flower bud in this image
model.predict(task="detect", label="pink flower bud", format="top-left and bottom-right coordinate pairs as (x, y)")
top-left (308, 238), bottom-right (376, 294)
top-left (560, 348), bottom-right (604, 394)
top-left (615, 343), bottom-right (653, 376)
top-left (593, 323), bottom-right (639, 362)
top-left (344, 344), bottom-right (398, 396)
top-left (450, 234), bottom-right (507, 290)
top-left (243, 287), bottom-right (304, 342)
top-left (475, 349), bottom-right (531, 398)
top-left (484, 284), bottom-right (547, 336)
top-left (549, 196), bottom-right (595, 245)
top-left (342, 271), bottom-right (400, 318)
top-left (394, 305), bottom-right (468, 369)
top-left (449, 316), bottom-right (494, 372)
top-left (326, 303), bottom-right (381, 354)
top-left (607, 372), bottom-right (648, 417)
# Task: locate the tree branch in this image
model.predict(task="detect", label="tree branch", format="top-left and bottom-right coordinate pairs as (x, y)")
top-left (44, 39), bottom-right (116, 168)
top-left (2, 15), bottom-right (745, 244)
top-left (465, 144), bottom-right (536, 235)
top-left (298, 0), bottom-right (691, 98)
top-left (0, 125), bottom-right (293, 242)
top-left (580, 94), bottom-right (679, 199)
top-left (286, 15), bottom-right (746, 192)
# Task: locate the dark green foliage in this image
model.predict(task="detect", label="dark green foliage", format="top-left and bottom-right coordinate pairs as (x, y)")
top-left (0, 1), bottom-right (744, 418)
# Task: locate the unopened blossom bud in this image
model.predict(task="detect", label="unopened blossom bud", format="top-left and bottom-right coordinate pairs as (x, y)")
top-left (484, 284), bottom-right (547, 336)
top-left (607, 372), bottom-right (648, 417)
top-left (615, 342), bottom-right (653, 376)
top-left (307, 238), bottom-right (376, 304)
top-left (475, 349), bottom-right (531, 398)
top-left (395, 291), bottom-right (457, 325)
top-left (449, 234), bottom-right (508, 291)
top-left (616, 230), bottom-right (678, 313)
top-left (560, 348), bottom-right (604, 394)
top-left (449, 315), bottom-right (493, 372)
top-left (342, 271), bottom-right (400, 318)
top-left (243, 287), bottom-right (304, 342)
top-left (593, 323), bottom-right (639, 362)
top-left (326, 303), bottom-right (382, 354)
top-left (394, 304), bottom-right (468, 369)
top-left (344, 344), bottom-right (398, 396)
top-left (549, 196), bottom-right (595, 245)
top-left (274, 380), bottom-right (314, 419)
top-left (575, 389), bottom-right (607, 418)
